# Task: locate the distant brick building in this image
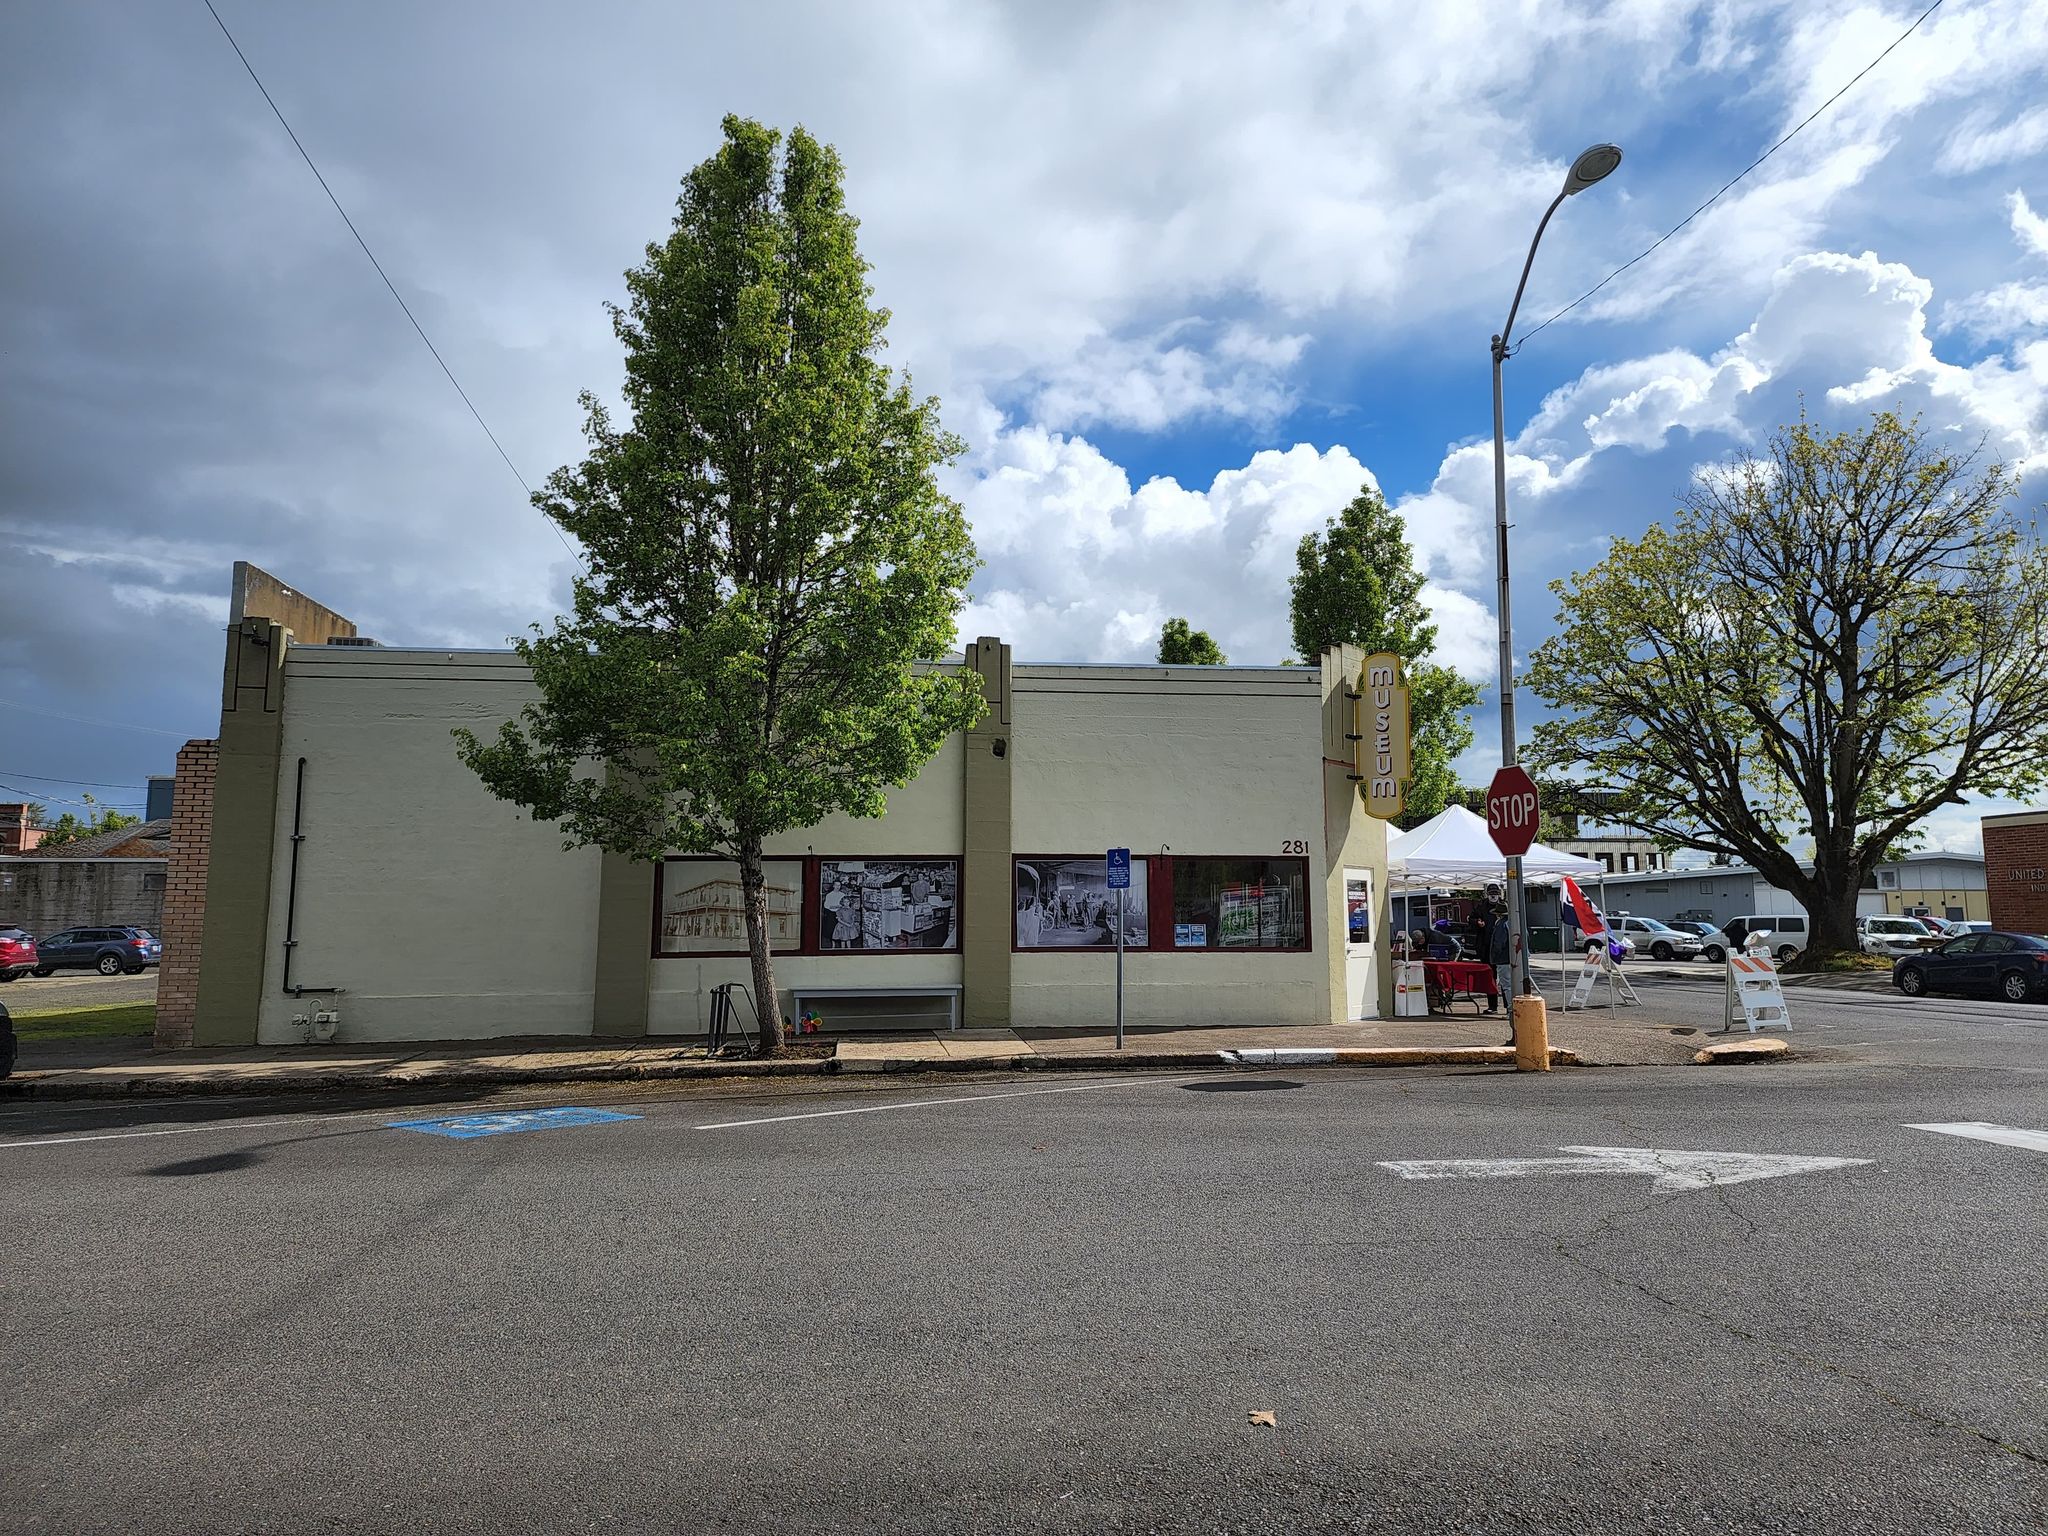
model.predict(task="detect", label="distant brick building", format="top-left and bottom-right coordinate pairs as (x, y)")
top-left (1982, 810), bottom-right (2048, 935)
top-left (0, 803), bottom-right (47, 855)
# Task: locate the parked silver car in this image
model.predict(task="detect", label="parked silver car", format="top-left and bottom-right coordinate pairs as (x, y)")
top-left (1613, 915), bottom-right (1702, 961)
top-left (1669, 921), bottom-right (1731, 963)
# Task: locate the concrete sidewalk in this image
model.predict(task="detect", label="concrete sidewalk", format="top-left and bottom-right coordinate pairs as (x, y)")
top-left (0, 1004), bottom-right (1719, 1102)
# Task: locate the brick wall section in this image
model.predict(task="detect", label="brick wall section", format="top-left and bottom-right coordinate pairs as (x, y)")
top-left (154, 740), bottom-right (218, 1050)
top-left (1983, 813), bottom-right (2048, 935)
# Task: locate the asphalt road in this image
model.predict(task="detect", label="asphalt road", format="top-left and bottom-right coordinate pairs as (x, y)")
top-left (4, 1043), bottom-right (2045, 1534)
top-left (1595, 972), bottom-right (2048, 1071)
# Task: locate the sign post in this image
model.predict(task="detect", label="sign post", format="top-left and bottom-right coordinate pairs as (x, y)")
top-left (1485, 765), bottom-right (1540, 997)
top-left (1106, 848), bottom-right (1131, 1050)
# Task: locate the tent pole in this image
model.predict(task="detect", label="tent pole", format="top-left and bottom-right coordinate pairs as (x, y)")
top-left (1602, 870), bottom-right (1614, 1011)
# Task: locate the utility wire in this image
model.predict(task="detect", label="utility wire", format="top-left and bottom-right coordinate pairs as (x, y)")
top-left (0, 699), bottom-right (190, 738)
top-left (0, 781), bottom-right (148, 812)
top-left (198, 0), bottom-right (580, 564)
top-left (1514, 0), bottom-right (1948, 352)
top-left (0, 772), bottom-right (149, 790)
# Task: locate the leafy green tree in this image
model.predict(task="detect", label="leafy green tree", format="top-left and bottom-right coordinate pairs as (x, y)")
top-left (1157, 617), bottom-right (1226, 665)
top-left (1290, 486), bottom-right (1480, 818)
top-left (1526, 410), bottom-right (2048, 961)
top-left (36, 797), bottom-right (140, 848)
top-left (456, 117), bottom-right (983, 1051)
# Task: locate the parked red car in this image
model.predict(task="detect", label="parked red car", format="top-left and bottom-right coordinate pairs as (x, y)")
top-left (0, 927), bottom-right (38, 983)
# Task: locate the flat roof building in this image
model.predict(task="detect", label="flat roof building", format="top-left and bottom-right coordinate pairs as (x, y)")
top-left (158, 573), bottom-right (1393, 1048)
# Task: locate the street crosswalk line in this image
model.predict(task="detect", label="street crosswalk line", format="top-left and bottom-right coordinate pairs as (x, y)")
top-left (1906, 1122), bottom-right (2048, 1154)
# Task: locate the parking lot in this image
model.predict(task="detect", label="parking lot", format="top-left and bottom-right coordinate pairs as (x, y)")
top-left (2, 969), bottom-right (160, 1010)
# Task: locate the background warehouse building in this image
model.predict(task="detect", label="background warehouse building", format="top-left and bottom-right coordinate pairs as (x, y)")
top-left (153, 566), bottom-right (1392, 1048)
top-left (1589, 851), bottom-right (1989, 932)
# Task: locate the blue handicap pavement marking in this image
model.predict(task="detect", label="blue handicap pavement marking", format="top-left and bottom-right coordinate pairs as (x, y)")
top-left (388, 1106), bottom-right (642, 1140)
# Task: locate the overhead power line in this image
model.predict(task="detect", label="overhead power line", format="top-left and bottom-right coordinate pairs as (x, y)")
top-left (0, 771), bottom-right (149, 789)
top-left (0, 782), bottom-right (148, 812)
top-left (1514, 0), bottom-right (1948, 352)
top-left (0, 698), bottom-right (191, 739)
top-left (198, 0), bottom-right (580, 565)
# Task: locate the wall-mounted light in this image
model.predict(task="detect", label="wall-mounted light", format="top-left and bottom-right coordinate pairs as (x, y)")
top-left (992, 738), bottom-right (1007, 758)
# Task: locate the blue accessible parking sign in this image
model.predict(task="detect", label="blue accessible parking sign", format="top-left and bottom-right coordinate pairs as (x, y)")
top-left (1106, 848), bottom-right (1131, 890)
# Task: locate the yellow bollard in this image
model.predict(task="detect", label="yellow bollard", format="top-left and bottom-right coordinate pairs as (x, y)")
top-left (1512, 993), bottom-right (1550, 1072)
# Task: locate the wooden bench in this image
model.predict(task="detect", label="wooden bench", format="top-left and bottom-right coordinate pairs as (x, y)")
top-left (790, 983), bottom-right (962, 1032)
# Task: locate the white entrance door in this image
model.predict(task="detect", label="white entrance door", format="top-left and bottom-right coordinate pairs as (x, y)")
top-left (1344, 868), bottom-right (1376, 1021)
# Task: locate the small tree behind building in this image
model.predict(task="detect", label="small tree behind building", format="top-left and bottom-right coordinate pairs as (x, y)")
top-left (457, 117), bottom-right (984, 1051)
top-left (1157, 618), bottom-right (1226, 665)
top-left (1290, 486), bottom-right (1479, 819)
top-left (1526, 410), bottom-right (2048, 961)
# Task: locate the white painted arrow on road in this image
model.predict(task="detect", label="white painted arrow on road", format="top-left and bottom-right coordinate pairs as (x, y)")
top-left (1376, 1146), bottom-right (1871, 1193)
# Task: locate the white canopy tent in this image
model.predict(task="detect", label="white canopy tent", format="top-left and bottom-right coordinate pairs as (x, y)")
top-left (1386, 805), bottom-right (1601, 886)
top-left (1386, 806), bottom-right (1616, 1006)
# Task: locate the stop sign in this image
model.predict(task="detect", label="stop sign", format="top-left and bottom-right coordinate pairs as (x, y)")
top-left (1487, 766), bottom-right (1541, 857)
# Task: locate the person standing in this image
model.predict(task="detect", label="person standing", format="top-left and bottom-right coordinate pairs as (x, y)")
top-left (1487, 901), bottom-right (1512, 1027)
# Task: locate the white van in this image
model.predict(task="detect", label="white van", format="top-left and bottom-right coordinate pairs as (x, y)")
top-left (1723, 914), bottom-right (1807, 961)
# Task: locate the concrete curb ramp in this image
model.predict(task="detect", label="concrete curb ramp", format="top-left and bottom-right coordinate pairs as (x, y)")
top-left (0, 1044), bottom-right (1581, 1101)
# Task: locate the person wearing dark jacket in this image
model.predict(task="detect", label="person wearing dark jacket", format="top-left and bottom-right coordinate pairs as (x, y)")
top-left (1486, 903), bottom-right (1512, 1019)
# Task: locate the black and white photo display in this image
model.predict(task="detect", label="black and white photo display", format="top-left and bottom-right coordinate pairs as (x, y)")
top-left (1014, 857), bottom-right (1149, 948)
top-left (817, 859), bottom-right (960, 950)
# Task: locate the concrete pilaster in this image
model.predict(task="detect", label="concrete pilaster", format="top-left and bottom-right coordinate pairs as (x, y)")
top-left (962, 636), bottom-right (1014, 1027)
top-left (592, 849), bottom-right (654, 1036)
top-left (192, 620), bottom-right (288, 1046)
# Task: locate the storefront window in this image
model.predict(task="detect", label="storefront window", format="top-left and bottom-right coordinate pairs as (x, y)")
top-left (1014, 857), bottom-right (1149, 949)
top-left (817, 859), bottom-right (960, 951)
top-left (1169, 858), bottom-right (1309, 951)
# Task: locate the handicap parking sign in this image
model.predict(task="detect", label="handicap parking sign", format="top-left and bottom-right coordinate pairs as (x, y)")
top-left (1106, 848), bottom-right (1131, 890)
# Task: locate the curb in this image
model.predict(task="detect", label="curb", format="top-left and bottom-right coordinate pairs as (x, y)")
top-left (0, 1044), bottom-right (1582, 1101)
top-left (1776, 973), bottom-right (1894, 994)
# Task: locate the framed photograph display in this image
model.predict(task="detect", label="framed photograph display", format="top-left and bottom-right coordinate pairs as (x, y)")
top-left (817, 859), bottom-right (960, 951)
top-left (1014, 856), bottom-right (1150, 949)
top-left (655, 858), bottom-right (804, 956)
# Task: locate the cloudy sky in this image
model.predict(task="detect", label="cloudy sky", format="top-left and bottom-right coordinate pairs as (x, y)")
top-left (3, 0), bottom-right (2046, 852)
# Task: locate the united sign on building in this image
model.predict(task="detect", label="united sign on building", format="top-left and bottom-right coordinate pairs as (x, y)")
top-left (1357, 652), bottom-right (1411, 822)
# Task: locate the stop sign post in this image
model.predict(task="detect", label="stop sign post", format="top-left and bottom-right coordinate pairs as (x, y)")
top-left (1487, 766), bottom-right (1541, 1008)
top-left (1486, 766), bottom-right (1540, 857)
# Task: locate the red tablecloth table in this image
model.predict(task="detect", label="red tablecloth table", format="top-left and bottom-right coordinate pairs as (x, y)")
top-left (1422, 959), bottom-right (1498, 1013)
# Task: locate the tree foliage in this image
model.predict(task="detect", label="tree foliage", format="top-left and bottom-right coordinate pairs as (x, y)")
top-left (456, 117), bottom-right (984, 1049)
top-left (1526, 410), bottom-right (2048, 958)
top-left (35, 798), bottom-right (140, 848)
top-left (1157, 617), bottom-right (1226, 665)
top-left (1290, 486), bottom-right (1480, 818)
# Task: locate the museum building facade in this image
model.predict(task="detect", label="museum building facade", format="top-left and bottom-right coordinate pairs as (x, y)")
top-left (156, 567), bottom-right (1391, 1048)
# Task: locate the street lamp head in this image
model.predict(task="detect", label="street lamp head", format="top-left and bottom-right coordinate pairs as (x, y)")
top-left (1562, 143), bottom-right (1622, 197)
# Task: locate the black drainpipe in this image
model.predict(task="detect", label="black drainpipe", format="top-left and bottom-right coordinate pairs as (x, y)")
top-left (282, 755), bottom-right (339, 997)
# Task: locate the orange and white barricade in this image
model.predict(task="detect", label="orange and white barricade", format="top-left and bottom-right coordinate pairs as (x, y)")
top-left (1724, 939), bottom-right (1791, 1033)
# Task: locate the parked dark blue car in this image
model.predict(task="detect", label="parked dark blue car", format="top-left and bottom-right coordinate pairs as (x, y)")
top-left (30, 926), bottom-right (161, 976)
top-left (1893, 931), bottom-right (2048, 1004)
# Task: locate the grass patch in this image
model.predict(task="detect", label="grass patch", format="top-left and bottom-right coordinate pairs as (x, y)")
top-left (1778, 950), bottom-right (1898, 976)
top-left (7, 1001), bottom-right (156, 1040)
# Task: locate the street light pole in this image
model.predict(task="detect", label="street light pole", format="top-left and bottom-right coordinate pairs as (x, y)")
top-left (1491, 143), bottom-right (1621, 1001)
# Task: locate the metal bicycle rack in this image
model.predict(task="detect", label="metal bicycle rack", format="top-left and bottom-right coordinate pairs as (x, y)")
top-left (706, 982), bottom-right (759, 1053)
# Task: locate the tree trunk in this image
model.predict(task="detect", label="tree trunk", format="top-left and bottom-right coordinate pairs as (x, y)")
top-left (1803, 872), bottom-right (1862, 964)
top-left (737, 837), bottom-right (788, 1055)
